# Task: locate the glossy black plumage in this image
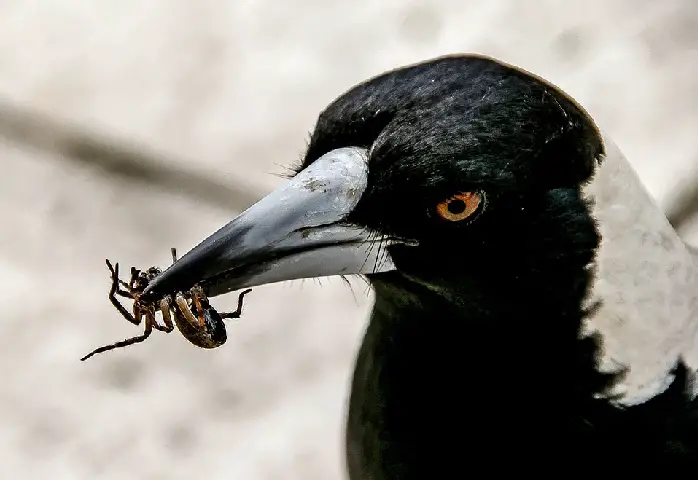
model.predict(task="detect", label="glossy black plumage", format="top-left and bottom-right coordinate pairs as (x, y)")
top-left (294, 56), bottom-right (698, 477)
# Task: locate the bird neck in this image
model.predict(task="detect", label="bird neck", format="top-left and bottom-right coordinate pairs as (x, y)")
top-left (355, 270), bottom-right (697, 474)
top-left (369, 255), bottom-right (617, 412)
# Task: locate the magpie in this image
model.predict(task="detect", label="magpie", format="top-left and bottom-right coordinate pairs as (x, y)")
top-left (143, 55), bottom-right (698, 477)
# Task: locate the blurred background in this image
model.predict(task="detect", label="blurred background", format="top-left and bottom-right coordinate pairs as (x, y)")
top-left (2, 1), bottom-right (698, 478)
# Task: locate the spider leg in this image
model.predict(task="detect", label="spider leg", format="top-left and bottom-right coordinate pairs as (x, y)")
top-left (140, 303), bottom-right (163, 331)
top-left (115, 285), bottom-right (133, 299)
top-left (175, 293), bottom-right (200, 329)
top-left (171, 247), bottom-right (178, 264)
top-left (152, 299), bottom-right (175, 333)
top-left (80, 312), bottom-right (155, 361)
top-left (106, 259), bottom-right (134, 298)
top-left (106, 259), bottom-right (118, 276)
top-left (191, 294), bottom-right (207, 328)
top-left (106, 260), bottom-right (140, 325)
top-left (128, 266), bottom-right (140, 290)
top-left (130, 299), bottom-right (144, 325)
top-left (219, 289), bottom-right (253, 319)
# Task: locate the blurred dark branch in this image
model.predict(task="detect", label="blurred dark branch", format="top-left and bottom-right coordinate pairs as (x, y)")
top-left (0, 99), bottom-right (262, 212)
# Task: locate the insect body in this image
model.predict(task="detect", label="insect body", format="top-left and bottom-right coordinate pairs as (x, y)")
top-left (80, 248), bottom-right (252, 361)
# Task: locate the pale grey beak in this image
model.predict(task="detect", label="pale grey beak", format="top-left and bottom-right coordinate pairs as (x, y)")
top-left (143, 147), bottom-right (400, 299)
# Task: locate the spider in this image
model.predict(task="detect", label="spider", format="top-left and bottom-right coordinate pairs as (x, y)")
top-left (80, 248), bottom-right (252, 361)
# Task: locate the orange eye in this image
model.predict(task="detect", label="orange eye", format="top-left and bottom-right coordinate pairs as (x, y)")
top-left (436, 191), bottom-right (483, 222)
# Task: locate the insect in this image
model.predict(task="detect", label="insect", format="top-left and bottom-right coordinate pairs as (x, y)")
top-left (80, 248), bottom-right (252, 361)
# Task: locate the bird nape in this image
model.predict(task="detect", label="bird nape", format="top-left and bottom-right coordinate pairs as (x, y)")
top-left (142, 55), bottom-right (698, 476)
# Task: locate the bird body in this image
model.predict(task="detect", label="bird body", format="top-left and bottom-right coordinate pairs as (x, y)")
top-left (142, 55), bottom-right (698, 476)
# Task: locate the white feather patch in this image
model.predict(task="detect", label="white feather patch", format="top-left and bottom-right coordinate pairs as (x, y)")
top-left (581, 134), bottom-right (698, 405)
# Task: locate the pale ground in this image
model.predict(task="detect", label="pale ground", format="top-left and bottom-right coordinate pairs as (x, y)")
top-left (1, 1), bottom-right (698, 479)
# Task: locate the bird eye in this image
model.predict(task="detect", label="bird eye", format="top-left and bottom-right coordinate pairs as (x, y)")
top-left (436, 191), bottom-right (484, 222)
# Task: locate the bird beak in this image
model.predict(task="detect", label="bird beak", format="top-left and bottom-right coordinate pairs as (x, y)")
top-left (143, 147), bottom-right (399, 299)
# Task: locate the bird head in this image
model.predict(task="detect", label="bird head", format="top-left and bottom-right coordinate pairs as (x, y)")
top-left (142, 55), bottom-right (605, 309)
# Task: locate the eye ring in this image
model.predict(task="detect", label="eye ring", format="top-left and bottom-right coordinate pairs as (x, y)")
top-left (436, 191), bottom-right (485, 222)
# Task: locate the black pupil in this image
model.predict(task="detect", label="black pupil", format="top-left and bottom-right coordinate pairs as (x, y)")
top-left (447, 199), bottom-right (467, 215)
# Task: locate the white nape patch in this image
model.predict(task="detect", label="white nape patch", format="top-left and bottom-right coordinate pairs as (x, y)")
top-left (581, 134), bottom-right (698, 405)
top-left (617, 370), bottom-right (676, 407)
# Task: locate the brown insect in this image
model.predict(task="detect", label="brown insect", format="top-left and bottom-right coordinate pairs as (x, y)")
top-left (80, 248), bottom-right (252, 361)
